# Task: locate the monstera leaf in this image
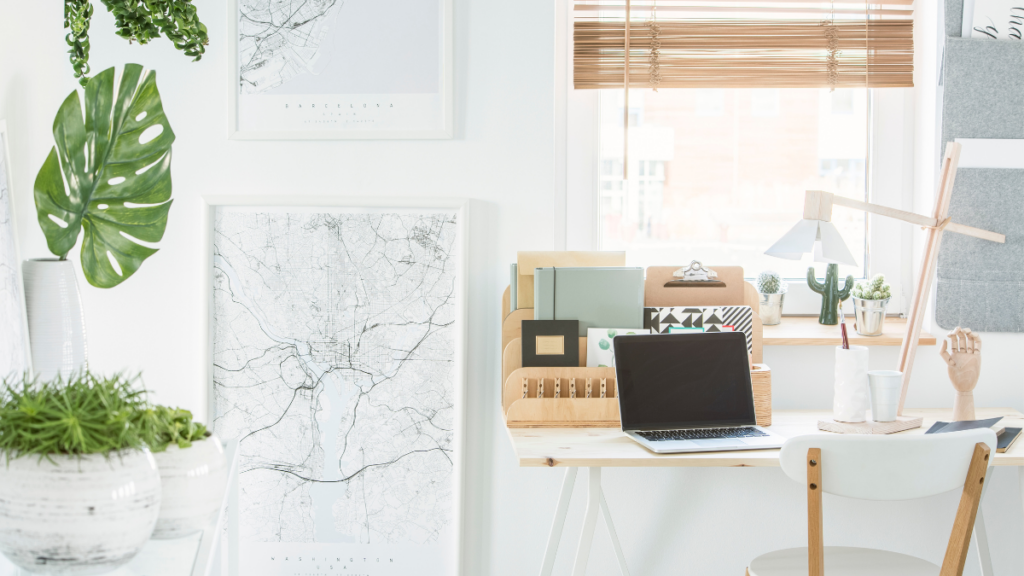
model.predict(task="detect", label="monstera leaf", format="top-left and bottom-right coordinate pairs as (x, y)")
top-left (34, 64), bottom-right (174, 288)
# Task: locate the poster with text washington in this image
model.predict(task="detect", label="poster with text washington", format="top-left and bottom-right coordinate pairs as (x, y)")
top-left (213, 206), bottom-right (459, 576)
top-left (234, 0), bottom-right (449, 137)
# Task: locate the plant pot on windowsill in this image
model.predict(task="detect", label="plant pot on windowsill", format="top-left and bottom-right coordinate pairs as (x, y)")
top-left (755, 271), bottom-right (788, 326)
top-left (852, 297), bottom-right (891, 337)
top-left (851, 274), bottom-right (893, 337)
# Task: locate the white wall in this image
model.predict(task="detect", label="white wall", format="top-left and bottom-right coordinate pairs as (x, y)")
top-left (0, 2), bottom-right (1021, 575)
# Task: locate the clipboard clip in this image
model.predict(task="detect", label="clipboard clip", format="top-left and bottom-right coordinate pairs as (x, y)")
top-left (666, 261), bottom-right (726, 288)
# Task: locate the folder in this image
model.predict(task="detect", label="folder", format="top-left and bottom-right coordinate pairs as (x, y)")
top-left (534, 267), bottom-right (644, 337)
top-left (516, 251), bottom-right (625, 309)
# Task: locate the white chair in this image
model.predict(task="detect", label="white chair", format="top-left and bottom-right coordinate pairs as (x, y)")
top-left (746, 429), bottom-right (997, 576)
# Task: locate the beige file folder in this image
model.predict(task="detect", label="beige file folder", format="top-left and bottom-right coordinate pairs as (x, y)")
top-left (515, 251), bottom-right (625, 309)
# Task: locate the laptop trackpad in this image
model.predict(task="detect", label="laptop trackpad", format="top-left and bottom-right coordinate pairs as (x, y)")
top-left (692, 439), bottom-right (734, 448)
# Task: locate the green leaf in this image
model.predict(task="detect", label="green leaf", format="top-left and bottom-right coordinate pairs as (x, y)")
top-left (33, 64), bottom-right (175, 288)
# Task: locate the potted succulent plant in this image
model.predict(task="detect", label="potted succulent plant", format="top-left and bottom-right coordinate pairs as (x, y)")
top-left (755, 271), bottom-right (788, 326)
top-left (851, 274), bottom-right (892, 336)
top-left (0, 372), bottom-right (161, 575)
top-left (137, 406), bottom-right (227, 539)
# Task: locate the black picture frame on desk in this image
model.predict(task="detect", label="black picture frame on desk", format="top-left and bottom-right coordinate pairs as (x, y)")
top-left (522, 320), bottom-right (580, 367)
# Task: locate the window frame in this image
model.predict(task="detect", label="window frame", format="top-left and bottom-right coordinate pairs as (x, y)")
top-left (559, 3), bottom-right (915, 317)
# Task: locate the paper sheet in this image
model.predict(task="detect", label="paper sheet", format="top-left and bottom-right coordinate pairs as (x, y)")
top-left (970, 0), bottom-right (1024, 40)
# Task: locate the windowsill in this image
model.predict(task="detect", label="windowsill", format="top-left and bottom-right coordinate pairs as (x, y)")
top-left (763, 317), bottom-right (936, 347)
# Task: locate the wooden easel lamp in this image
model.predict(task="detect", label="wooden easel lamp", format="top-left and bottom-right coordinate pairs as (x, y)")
top-left (765, 143), bottom-right (1005, 416)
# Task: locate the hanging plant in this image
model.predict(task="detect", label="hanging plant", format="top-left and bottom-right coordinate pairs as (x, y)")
top-left (33, 64), bottom-right (174, 288)
top-left (63, 0), bottom-right (209, 86)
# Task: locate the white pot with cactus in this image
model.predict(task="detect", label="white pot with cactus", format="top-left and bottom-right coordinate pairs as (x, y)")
top-left (755, 271), bottom-right (788, 326)
top-left (851, 274), bottom-right (892, 336)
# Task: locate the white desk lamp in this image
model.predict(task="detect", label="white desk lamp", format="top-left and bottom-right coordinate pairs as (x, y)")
top-left (765, 143), bottom-right (1005, 416)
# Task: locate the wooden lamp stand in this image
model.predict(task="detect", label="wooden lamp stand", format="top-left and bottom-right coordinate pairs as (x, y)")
top-left (809, 142), bottom-right (1005, 432)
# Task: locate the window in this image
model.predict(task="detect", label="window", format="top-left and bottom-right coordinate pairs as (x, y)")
top-left (561, 1), bottom-right (914, 315)
top-left (598, 87), bottom-right (869, 285)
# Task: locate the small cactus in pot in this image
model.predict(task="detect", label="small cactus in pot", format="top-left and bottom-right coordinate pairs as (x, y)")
top-left (755, 271), bottom-right (788, 326)
top-left (851, 274), bottom-right (892, 336)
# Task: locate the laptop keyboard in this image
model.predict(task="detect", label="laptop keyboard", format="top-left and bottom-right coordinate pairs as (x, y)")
top-left (638, 427), bottom-right (768, 441)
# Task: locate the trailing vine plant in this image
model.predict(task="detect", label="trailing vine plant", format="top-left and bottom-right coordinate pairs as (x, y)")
top-left (63, 0), bottom-right (209, 86)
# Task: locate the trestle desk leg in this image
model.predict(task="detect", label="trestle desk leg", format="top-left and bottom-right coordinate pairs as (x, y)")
top-left (539, 467), bottom-right (578, 576)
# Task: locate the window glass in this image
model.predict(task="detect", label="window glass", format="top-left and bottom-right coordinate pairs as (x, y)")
top-left (598, 88), bottom-right (868, 280)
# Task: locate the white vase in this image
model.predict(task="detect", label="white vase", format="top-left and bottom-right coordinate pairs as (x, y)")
top-left (834, 345), bottom-right (870, 423)
top-left (21, 259), bottom-right (88, 380)
top-left (151, 434), bottom-right (228, 539)
top-left (0, 449), bottom-right (161, 575)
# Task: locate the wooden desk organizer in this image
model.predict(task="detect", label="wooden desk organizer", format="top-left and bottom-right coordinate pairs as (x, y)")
top-left (501, 282), bottom-right (772, 428)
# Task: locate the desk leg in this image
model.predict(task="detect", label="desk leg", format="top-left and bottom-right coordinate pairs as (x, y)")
top-left (599, 491), bottom-right (631, 576)
top-left (572, 468), bottom-right (602, 576)
top-left (540, 467), bottom-right (578, 576)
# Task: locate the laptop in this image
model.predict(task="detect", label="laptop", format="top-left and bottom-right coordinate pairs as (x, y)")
top-left (613, 332), bottom-right (785, 454)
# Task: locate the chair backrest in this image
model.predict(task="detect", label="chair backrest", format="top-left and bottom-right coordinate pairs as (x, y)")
top-left (780, 429), bottom-right (997, 501)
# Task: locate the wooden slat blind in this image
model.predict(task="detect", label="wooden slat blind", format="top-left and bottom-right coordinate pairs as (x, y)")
top-left (574, 3), bottom-right (914, 90)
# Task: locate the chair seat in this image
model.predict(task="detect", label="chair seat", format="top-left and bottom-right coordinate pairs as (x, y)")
top-left (749, 546), bottom-right (938, 576)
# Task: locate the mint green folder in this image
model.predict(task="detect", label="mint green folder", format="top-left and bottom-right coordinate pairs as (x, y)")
top-left (534, 267), bottom-right (644, 337)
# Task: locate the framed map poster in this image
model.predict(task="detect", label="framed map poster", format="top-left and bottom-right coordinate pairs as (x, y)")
top-left (205, 197), bottom-right (466, 576)
top-left (0, 121), bottom-right (31, 379)
top-left (228, 0), bottom-right (453, 139)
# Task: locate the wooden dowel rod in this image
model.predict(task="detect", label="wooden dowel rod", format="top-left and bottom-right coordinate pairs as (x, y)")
top-left (897, 142), bottom-right (961, 415)
top-left (831, 195), bottom-right (1005, 244)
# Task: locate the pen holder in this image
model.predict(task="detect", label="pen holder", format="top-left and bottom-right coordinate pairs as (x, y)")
top-left (834, 345), bottom-right (869, 423)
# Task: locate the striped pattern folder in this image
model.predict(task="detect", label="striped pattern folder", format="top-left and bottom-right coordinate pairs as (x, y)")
top-left (644, 306), bottom-right (754, 355)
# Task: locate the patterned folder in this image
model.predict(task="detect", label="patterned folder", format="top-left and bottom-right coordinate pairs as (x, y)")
top-left (643, 306), bottom-right (754, 355)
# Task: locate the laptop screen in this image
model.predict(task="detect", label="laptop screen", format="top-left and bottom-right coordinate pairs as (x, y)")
top-left (613, 332), bottom-right (756, 431)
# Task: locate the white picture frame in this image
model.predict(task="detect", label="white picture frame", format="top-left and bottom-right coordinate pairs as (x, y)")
top-left (227, 0), bottom-right (454, 140)
top-left (201, 195), bottom-right (468, 576)
top-left (0, 120), bottom-right (32, 378)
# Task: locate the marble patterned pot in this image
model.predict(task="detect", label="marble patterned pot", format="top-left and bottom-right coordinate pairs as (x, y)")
top-left (151, 434), bottom-right (227, 539)
top-left (0, 449), bottom-right (161, 575)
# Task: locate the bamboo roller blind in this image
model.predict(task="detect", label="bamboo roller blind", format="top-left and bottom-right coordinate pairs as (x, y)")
top-left (574, 1), bottom-right (915, 90)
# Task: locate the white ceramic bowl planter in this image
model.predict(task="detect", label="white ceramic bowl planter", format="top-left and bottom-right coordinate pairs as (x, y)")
top-left (152, 434), bottom-right (228, 539)
top-left (0, 449), bottom-right (161, 575)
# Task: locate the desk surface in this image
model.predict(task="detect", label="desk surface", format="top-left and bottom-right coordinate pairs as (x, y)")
top-left (507, 408), bottom-right (1024, 468)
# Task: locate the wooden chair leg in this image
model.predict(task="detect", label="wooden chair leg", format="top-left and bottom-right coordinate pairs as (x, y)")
top-left (940, 442), bottom-right (991, 576)
top-left (807, 448), bottom-right (823, 576)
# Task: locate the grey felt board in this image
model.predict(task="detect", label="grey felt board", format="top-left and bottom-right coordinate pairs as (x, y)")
top-left (946, 0), bottom-right (963, 38)
top-left (937, 170), bottom-right (1024, 331)
top-left (934, 36), bottom-right (1024, 331)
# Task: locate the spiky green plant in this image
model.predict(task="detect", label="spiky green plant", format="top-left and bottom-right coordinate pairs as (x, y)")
top-left (755, 271), bottom-right (788, 295)
top-left (135, 405), bottom-right (209, 452)
top-left (0, 372), bottom-right (149, 460)
top-left (852, 274), bottom-right (892, 300)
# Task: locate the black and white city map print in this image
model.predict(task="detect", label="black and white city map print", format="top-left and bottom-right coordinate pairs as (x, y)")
top-left (213, 207), bottom-right (458, 576)
top-left (235, 0), bottom-right (447, 135)
top-left (0, 128), bottom-right (29, 379)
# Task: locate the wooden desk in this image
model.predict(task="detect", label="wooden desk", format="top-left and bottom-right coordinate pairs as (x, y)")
top-left (508, 407), bottom-right (1024, 468)
top-left (514, 408), bottom-right (1023, 576)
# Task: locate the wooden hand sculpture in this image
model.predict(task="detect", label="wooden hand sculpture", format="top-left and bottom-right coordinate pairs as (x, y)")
top-left (939, 327), bottom-right (981, 421)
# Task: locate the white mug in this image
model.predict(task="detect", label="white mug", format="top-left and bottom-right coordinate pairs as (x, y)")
top-left (868, 370), bottom-right (903, 422)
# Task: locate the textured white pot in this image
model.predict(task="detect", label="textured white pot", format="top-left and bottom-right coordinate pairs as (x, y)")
top-left (0, 449), bottom-right (161, 575)
top-left (21, 259), bottom-right (88, 380)
top-left (151, 435), bottom-right (227, 539)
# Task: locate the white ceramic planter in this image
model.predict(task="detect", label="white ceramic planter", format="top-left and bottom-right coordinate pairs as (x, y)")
top-left (22, 259), bottom-right (88, 380)
top-left (151, 435), bottom-right (228, 539)
top-left (0, 449), bottom-right (161, 575)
